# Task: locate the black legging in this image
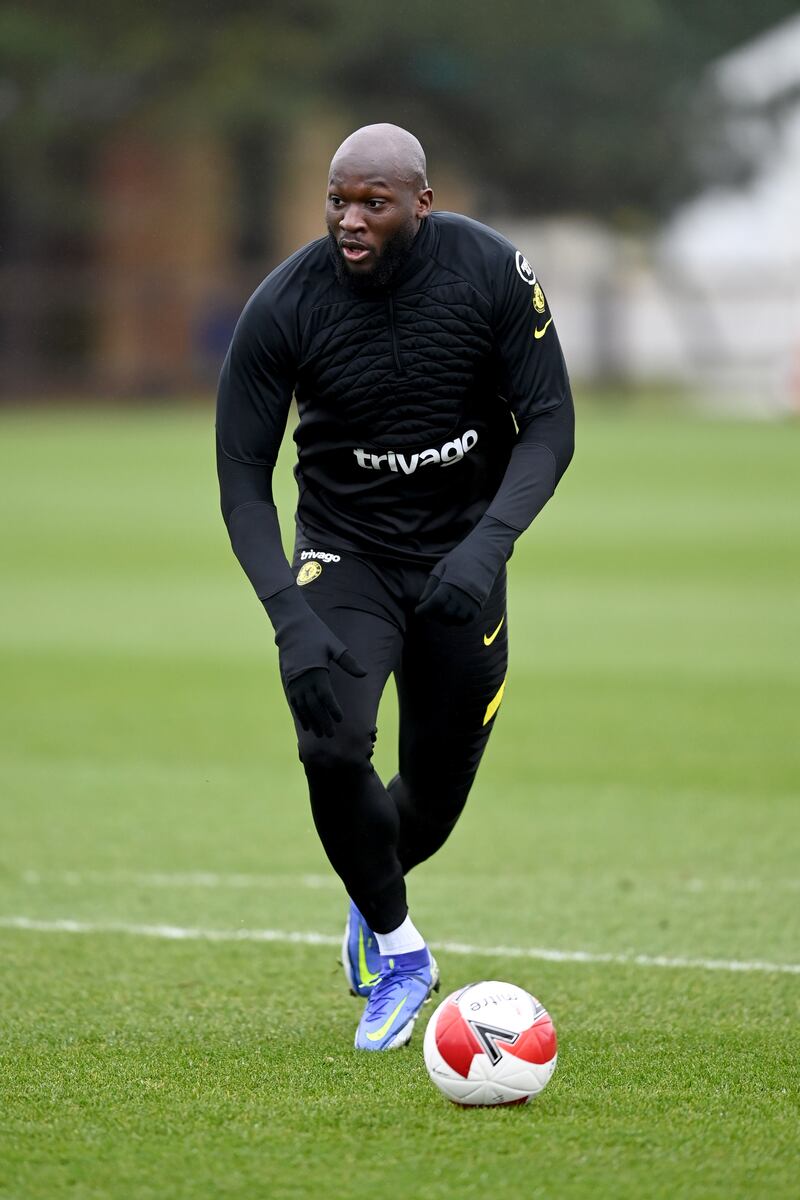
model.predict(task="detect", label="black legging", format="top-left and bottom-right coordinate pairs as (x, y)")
top-left (291, 550), bottom-right (508, 933)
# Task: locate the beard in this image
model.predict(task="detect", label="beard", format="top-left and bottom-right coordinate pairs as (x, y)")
top-left (328, 223), bottom-right (418, 294)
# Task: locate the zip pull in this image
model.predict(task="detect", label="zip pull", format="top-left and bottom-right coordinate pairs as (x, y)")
top-left (387, 294), bottom-right (404, 374)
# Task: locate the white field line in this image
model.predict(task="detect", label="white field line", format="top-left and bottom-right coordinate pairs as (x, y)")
top-left (2, 915), bottom-right (799, 976)
top-left (17, 869), bottom-right (800, 894)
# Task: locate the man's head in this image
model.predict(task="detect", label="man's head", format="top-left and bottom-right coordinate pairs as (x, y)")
top-left (326, 124), bottom-right (433, 291)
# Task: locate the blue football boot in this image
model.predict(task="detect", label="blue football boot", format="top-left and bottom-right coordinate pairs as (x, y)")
top-left (354, 946), bottom-right (440, 1051)
top-left (342, 899), bottom-right (382, 998)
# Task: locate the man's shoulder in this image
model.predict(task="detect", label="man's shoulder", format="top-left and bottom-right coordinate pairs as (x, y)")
top-left (246, 236), bottom-right (336, 313)
top-left (428, 211), bottom-right (519, 295)
top-left (430, 211), bottom-right (515, 263)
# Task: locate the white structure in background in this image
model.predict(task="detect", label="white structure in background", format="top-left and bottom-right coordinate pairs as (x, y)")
top-left (497, 15), bottom-right (800, 413)
top-left (661, 13), bottom-right (800, 413)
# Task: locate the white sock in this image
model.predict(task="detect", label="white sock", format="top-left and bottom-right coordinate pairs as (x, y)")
top-left (375, 914), bottom-right (426, 957)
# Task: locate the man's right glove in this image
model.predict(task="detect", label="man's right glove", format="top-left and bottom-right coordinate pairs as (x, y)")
top-left (263, 586), bottom-right (366, 738)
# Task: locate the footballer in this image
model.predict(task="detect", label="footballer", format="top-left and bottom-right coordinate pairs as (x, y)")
top-left (216, 124), bottom-right (574, 1050)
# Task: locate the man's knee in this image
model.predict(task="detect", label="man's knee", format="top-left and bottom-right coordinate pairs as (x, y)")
top-left (298, 723), bottom-right (377, 774)
top-left (395, 767), bottom-right (472, 820)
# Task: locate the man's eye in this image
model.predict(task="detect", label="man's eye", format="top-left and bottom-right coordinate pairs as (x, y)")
top-left (328, 196), bottom-right (343, 206)
top-left (367, 200), bottom-right (385, 210)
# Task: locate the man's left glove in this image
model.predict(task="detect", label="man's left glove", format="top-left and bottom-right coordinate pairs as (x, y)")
top-left (415, 576), bottom-right (480, 625)
top-left (414, 515), bottom-right (516, 626)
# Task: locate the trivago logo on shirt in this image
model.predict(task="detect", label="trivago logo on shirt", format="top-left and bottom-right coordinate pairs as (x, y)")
top-left (353, 429), bottom-right (479, 474)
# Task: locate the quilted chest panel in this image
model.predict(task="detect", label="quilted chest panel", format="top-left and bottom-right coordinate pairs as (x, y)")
top-left (297, 283), bottom-right (494, 448)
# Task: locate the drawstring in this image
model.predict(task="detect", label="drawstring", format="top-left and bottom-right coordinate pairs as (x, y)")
top-left (387, 294), bottom-right (404, 373)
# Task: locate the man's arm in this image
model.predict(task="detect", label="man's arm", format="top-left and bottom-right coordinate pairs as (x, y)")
top-left (216, 290), bottom-right (365, 736)
top-left (416, 253), bottom-right (574, 624)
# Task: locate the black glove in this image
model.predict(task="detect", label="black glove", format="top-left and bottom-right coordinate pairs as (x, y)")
top-left (284, 664), bottom-right (364, 738)
top-left (263, 586), bottom-right (366, 737)
top-left (414, 577), bottom-right (481, 626)
top-left (415, 515), bottom-right (516, 626)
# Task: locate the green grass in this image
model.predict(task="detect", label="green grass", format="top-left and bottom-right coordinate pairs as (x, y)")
top-left (1, 403), bottom-right (798, 1199)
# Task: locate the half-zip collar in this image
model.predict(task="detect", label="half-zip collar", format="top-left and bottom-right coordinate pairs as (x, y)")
top-left (388, 214), bottom-right (436, 290)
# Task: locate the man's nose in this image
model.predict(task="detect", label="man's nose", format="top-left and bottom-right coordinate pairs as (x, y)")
top-left (339, 204), bottom-right (366, 233)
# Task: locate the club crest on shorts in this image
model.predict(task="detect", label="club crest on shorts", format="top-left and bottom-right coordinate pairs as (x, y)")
top-left (297, 561), bottom-right (322, 586)
top-left (515, 250), bottom-right (536, 286)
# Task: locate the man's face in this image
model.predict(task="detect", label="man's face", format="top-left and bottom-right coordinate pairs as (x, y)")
top-left (326, 164), bottom-right (432, 288)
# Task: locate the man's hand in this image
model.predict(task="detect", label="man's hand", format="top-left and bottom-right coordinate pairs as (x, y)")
top-left (264, 586), bottom-right (366, 737)
top-left (414, 576), bottom-right (480, 626)
top-left (414, 515), bottom-right (517, 626)
top-left (285, 654), bottom-right (366, 738)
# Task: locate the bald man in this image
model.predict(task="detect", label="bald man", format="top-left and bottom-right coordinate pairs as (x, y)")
top-left (216, 124), bottom-right (574, 1051)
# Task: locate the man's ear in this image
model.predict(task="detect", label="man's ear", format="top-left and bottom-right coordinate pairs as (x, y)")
top-left (417, 188), bottom-right (434, 217)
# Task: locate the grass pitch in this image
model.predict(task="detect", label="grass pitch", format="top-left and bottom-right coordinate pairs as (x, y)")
top-left (0, 403), bottom-right (798, 1199)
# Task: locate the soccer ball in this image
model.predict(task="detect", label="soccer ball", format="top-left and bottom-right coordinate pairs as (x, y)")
top-left (423, 980), bottom-right (557, 1106)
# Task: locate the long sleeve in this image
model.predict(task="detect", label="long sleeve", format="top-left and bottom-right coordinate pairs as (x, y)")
top-left (215, 284), bottom-right (298, 604)
top-left (217, 280), bottom-right (362, 688)
top-left (424, 254), bottom-right (574, 606)
top-left (487, 248), bottom-right (575, 529)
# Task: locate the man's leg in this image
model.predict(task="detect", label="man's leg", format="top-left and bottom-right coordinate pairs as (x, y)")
top-left (291, 554), bottom-right (407, 933)
top-left (390, 566), bottom-right (509, 874)
top-left (291, 550), bottom-right (441, 1048)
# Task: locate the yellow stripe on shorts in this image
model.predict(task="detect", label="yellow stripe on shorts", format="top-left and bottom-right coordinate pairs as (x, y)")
top-left (482, 677), bottom-right (506, 726)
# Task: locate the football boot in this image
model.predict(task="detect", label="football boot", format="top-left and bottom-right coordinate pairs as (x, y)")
top-left (342, 899), bottom-right (381, 998)
top-left (354, 946), bottom-right (440, 1051)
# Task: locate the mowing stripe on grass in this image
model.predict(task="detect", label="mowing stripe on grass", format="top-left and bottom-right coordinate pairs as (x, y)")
top-left (20, 869), bottom-right (338, 890)
top-left (2, 915), bottom-right (799, 976)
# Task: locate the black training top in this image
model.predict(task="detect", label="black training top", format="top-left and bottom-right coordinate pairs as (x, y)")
top-left (216, 211), bottom-right (573, 566)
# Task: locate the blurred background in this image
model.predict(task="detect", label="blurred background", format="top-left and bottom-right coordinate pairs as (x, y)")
top-left (2, 11), bottom-right (799, 1193)
top-left (2, 0), bottom-right (800, 412)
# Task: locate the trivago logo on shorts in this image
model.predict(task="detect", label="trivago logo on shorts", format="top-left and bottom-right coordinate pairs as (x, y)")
top-left (300, 549), bottom-right (341, 563)
top-left (353, 429), bottom-right (478, 474)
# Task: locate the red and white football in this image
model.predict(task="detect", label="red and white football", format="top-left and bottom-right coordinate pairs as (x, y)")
top-left (423, 980), bottom-right (558, 1106)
